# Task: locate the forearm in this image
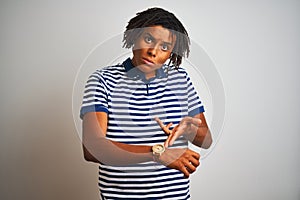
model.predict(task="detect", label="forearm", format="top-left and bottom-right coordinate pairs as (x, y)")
top-left (83, 135), bottom-right (153, 166)
top-left (186, 125), bottom-right (212, 149)
top-left (185, 113), bottom-right (212, 149)
top-left (82, 112), bottom-right (153, 166)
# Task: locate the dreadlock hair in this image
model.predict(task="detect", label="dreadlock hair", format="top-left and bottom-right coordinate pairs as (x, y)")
top-left (123, 7), bottom-right (190, 69)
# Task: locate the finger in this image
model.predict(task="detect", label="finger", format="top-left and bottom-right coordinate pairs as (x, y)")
top-left (165, 122), bottom-right (173, 130)
top-left (164, 135), bottom-right (172, 147)
top-left (185, 161), bottom-right (197, 173)
top-left (155, 117), bottom-right (172, 134)
top-left (165, 127), bottom-right (178, 146)
top-left (192, 151), bottom-right (201, 160)
top-left (181, 117), bottom-right (201, 127)
top-left (163, 124), bottom-right (172, 135)
top-left (189, 157), bottom-right (200, 167)
top-left (180, 165), bottom-right (190, 178)
top-left (154, 117), bottom-right (164, 128)
top-left (168, 128), bottom-right (183, 146)
top-left (164, 130), bottom-right (178, 147)
top-left (191, 118), bottom-right (202, 126)
top-left (168, 132), bottom-right (180, 146)
top-left (181, 116), bottom-right (193, 124)
top-left (187, 149), bottom-right (200, 160)
top-left (163, 122), bottom-right (173, 135)
top-left (168, 135), bottom-right (175, 146)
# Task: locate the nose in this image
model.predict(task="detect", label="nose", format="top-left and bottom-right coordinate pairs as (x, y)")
top-left (147, 45), bottom-right (158, 57)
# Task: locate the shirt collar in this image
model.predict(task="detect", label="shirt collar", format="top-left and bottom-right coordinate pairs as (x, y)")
top-left (123, 58), bottom-right (167, 82)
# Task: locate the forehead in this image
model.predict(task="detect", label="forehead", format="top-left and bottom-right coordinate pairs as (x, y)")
top-left (141, 25), bottom-right (176, 43)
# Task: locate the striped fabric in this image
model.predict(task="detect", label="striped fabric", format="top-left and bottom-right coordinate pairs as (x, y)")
top-left (80, 58), bottom-right (204, 200)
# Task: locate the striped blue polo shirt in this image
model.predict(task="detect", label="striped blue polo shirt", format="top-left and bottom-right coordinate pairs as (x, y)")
top-left (80, 58), bottom-right (204, 200)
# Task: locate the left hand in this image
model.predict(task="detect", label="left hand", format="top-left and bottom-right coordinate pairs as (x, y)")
top-left (158, 147), bottom-right (200, 178)
top-left (155, 117), bottom-right (202, 147)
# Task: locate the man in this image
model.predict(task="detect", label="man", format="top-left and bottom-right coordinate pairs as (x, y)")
top-left (80, 7), bottom-right (212, 200)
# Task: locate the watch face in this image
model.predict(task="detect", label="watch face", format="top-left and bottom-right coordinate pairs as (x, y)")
top-left (153, 144), bottom-right (165, 153)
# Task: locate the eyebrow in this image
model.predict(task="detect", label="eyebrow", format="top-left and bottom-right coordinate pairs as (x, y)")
top-left (144, 32), bottom-right (174, 46)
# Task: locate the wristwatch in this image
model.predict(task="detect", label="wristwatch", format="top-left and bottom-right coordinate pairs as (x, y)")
top-left (152, 144), bottom-right (165, 160)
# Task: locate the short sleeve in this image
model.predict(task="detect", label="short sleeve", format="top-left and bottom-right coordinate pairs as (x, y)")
top-left (185, 72), bottom-right (205, 116)
top-left (80, 71), bottom-right (109, 119)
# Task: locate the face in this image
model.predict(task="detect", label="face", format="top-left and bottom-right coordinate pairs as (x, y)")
top-left (132, 25), bottom-right (176, 79)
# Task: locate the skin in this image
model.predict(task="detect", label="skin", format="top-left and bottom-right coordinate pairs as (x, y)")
top-left (82, 25), bottom-right (212, 178)
top-left (132, 26), bottom-right (176, 79)
top-left (155, 113), bottom-right (212, 148)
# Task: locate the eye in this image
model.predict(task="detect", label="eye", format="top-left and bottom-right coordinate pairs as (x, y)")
top-left (144, 36), bottom-right (153, 44)
top-left (161, 44), bottom-right (170, 51)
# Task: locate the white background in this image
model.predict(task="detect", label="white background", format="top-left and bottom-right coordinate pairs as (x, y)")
top-left (1, 0), bottom-right (299, 199)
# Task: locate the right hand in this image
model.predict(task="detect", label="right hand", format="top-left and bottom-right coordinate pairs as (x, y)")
top-left (158, 148), bottom-right (200, 178)
top-left (155, 117), bottom-right (201, 147)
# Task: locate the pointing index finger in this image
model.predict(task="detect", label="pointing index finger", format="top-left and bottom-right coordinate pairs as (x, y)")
top-left (154, 117), bottom-right (172, 135)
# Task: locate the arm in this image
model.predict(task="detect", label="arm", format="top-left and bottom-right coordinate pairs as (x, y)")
top-left (186, 113), bottom-right (212, 149)
top-left (82, 111), bottom-right (201, 177)
top-left (82, 112), bottom-right (153, 165)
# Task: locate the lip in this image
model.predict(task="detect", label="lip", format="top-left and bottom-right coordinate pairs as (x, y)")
top-left (142, 58), bottom-right (155, 66)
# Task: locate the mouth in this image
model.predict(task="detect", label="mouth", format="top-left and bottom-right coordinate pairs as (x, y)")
top-left (142, 58), bottom-right (155, 66)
